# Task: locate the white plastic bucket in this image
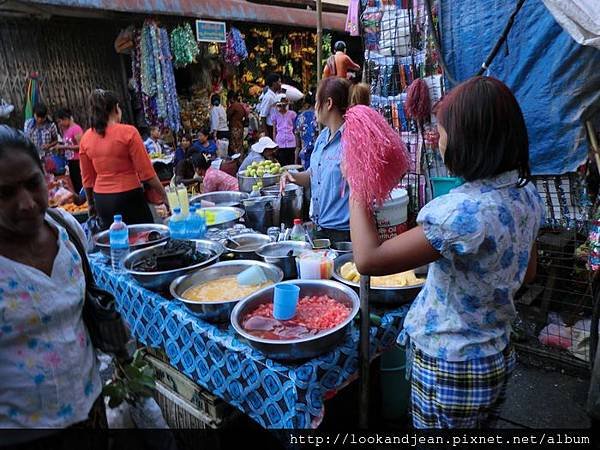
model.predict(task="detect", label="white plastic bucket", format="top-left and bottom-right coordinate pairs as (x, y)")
top-left (374, 188), bottom-right (409, 242)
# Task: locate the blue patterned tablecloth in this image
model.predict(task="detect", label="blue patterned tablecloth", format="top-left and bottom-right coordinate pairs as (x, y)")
top-left (90, 254), bottom-right (409, 429)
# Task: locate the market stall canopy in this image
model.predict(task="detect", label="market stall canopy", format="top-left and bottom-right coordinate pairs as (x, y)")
top-left (441, 0), bottom-right (600, 175)
top-left (542, 0), bottom-right (600, 49)
top-left (18, 0), bottom-right (347, 31)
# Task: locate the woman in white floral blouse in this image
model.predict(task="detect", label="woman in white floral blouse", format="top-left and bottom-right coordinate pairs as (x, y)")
top-left (0, 126), bottom-right (104, 444)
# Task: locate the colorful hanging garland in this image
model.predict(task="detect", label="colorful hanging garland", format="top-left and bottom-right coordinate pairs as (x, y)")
top-left (132, 20), bottom-right (181, 132)
top-left (170, 23), bottom-right (199, 68)
top-left (224, 27), bottom-right (248, 66)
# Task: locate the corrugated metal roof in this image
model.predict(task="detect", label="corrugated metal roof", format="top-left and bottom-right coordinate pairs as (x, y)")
top-left (22, 0), bottom-right (348, 30)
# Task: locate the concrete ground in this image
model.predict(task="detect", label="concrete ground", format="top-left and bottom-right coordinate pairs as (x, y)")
top-left (497, 361), bottom-right (591, 429)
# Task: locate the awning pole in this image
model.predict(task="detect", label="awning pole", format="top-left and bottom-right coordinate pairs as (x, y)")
top-left (316, 0), bottom-right (323, 85)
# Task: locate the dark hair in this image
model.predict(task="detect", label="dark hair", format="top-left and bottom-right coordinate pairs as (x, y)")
top-left (0, 125), bottom-right (43, 171)
top-left (227, 91), bottom-right (239, 102)
top-left (211, 94), bottom-right (221, 106)
top-left (180, 133), bottom-right (191, 143)
top-left (435, 76), bottom-right (530, 184)
top-left (199, 127), bottom-right (211, 138)
top-left (89, 89), bottom-right (120, 136)
top-left (192, 154), bottom-right (211, 171)
top-left (304, 93), bottom-right (315, 107)
top-left (33, 103), bottom-right (48, 118)
top-left (316, 77), bottom-right (351, 115)
top-left (334, 41), bottom-right (346, 52)
top-left (266, 73), bottom-right (281, 88)
top-left (55, 108), bottom-right (72, 120)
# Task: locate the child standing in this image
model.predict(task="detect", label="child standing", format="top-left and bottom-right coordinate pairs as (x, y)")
top-left (350, 76), bottom-right (544, 428)
top-left (272, 99), bottom-right (297, 167)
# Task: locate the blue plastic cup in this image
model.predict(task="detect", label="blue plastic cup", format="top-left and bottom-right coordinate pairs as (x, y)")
top-left (273, 284), bottom-right (300, 321)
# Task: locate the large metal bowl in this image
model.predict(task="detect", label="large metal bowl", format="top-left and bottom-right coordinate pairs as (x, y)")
top-left (170, 260), bottom-right (284, 323)
top-left (332, 253), bottom-right (425, 305)
top-left (123, 239), bottom-right (224, 291)
top-left (94, 223), bottom-right (169, 257)
top-left (201, 206), bottom-right (245, 229)
top-left (190, 191), bottom-right (249, 209)
top-left (231, 280), bottom-right (360, 360)
top-left (237, 170), bottom-right (281, 193)
top-left (222, 233), bottom-right (272, 260)
top-left (256, 241), bottom-right (312, 279)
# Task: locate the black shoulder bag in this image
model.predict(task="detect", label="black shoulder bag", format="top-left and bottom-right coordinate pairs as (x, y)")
top-left (47, 208), bottom-right (133, 361)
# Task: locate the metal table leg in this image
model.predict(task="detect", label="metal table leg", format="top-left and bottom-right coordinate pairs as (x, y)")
top-left (359, 275), bottom-right (371, 429)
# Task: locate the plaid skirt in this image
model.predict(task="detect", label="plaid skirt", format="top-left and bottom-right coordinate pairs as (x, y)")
top-left (409, 344), bottom-right (516, 429)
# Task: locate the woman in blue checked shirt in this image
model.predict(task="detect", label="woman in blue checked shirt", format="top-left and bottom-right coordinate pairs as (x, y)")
top-left (280, 77), bottom-right (352, 244)
top-left (350, 77), bottom-right (544, 428)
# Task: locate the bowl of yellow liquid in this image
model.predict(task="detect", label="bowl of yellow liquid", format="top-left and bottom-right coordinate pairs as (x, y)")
top-left (170, 260), bottom-right (284, 323)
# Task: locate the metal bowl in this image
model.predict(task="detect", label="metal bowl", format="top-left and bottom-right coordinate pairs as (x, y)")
top-left (237, 170), bottom-right (281, 193)
top-left (170, 260), bottom-right (283, 323)
top-left (332, 241), bottom-right (353, 254)
top-left (190, 191), bottom-right (249, 209)
top-left (201, 206), bottom-right (245, 229)
top-left (312, 239), bottom-right (331, 250)
top-left (94, 224), bottom-right (169, 257)
top-left (123, 239), bottom-right (224, 292)
top-left (256, 241), bottom-right (311, 279)
top-left (222, 233), bottom-right (272, 260)
top-left (332, 253), bottom-right (426, 305)
top-left (231, 280), bottom-right (360, 360)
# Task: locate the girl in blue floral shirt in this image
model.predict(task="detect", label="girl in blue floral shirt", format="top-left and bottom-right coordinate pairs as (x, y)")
top-left (350, 77), bottom-right (544, 428)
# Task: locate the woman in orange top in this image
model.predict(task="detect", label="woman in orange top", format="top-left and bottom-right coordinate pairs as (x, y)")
top-left (79, 89), bottom-right (167, 228)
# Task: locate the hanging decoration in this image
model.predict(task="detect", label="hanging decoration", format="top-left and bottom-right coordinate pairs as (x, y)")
top-left (132, 20), bottom-right (181, 132)
top-left (322, 34), bottom-right (332, 56)
top-left (224, 27), bottom-right (248, 66)
top-left (24, 72), bottom-right (41, 121)
top-left (170, 23), bottom-right (199, 68)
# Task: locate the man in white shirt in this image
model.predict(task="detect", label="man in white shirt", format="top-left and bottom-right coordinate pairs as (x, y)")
top-left (259, 73), bottom-right (282, 138)
top-left (210, 94), bottom-right (230, 140)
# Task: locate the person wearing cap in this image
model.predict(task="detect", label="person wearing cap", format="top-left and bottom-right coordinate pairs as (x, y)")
top-left (323, 41), bottom-right (360, 80)
top-left (272, 99), bottom-right (297, 167)
top-left (238, 136), bottom-right (278, 174)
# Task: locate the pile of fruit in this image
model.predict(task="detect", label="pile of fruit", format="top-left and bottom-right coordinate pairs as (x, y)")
top-left (60, 202), bottom-right (88, 214)
top-left (340, 261), bottom-right (424, 287)
top-left (243, 160), bottom-right (285, 178)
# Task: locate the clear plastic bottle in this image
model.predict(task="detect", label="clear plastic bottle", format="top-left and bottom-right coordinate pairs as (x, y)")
top-left (169, 207), bottom-right (186, 239)
top-left (109, 214), bottom-right (130, 272)
top-left (290, 219), bottom-right (306, 242)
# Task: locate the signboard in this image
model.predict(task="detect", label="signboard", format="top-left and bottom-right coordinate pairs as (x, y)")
top-left (195, 20), bottom-right (227, 43)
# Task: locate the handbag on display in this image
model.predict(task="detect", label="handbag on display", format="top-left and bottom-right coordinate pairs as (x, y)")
top-left (47, 208), bottom-right (133, 361)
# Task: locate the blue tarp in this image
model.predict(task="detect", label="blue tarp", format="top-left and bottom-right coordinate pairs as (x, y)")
top-left (440, 0), bottom-right (600, 175)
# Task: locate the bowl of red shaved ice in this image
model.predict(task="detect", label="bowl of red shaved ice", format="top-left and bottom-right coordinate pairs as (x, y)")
top-left (231, 280), bottom-right (360, 360)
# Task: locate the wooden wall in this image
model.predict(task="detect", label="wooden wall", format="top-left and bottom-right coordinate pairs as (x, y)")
top-left (0, 16), bottom-right (129, 129)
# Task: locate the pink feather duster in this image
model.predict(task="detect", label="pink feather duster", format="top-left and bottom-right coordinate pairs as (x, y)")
top-left (342, 105), bottom-right (410, 210)
top-left (405, 78), bottom-right (431, 121)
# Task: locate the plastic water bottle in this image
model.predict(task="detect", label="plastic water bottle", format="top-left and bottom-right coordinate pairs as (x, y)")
top-left (169, 207), bottom-right (186, 239)
top-left (186, 206), bottom-right (206, 239)
top-left (109, 214), bottom-right (130, 272)
top-left (195, 207), bottom-right (207, 239)
top-left (290, 219), bottom-right (306, 242)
